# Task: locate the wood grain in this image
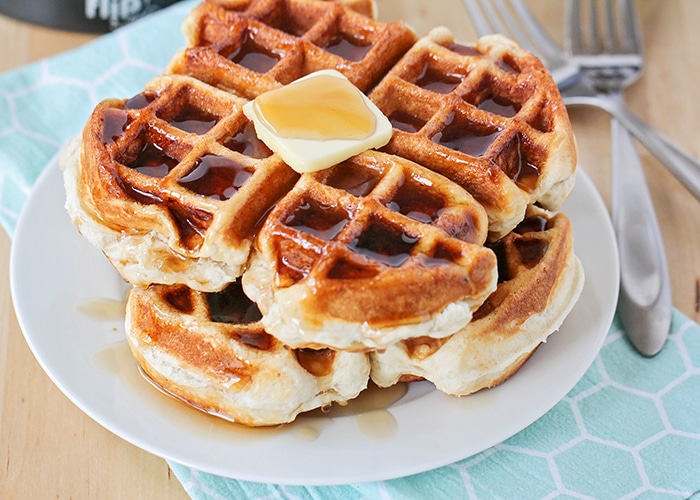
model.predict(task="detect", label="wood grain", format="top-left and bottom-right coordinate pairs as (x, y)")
top-left (1, 1), bottom-right (699, 497)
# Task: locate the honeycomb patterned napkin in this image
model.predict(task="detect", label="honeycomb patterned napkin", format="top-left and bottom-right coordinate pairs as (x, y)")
top-left (1, 2), bottom-right (699, 498)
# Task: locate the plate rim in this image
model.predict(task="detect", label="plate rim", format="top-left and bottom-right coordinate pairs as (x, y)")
top-left (10, 154), bottom-right (619, 486)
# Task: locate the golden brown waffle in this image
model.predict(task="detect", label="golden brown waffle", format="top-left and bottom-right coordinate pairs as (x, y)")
top-left (62, 0), bottom-right (585, 425)
top-left (242, 150), bottom-right (498, 351)
top-left (167, 0), bottom-right (416, 97)
top-left (126, 280), bottom-right (370, 426)
top-left (62, 74), bottom-right (299, 291)
top-left (370, 206), bottom-right (584, 396)
top-left (369, 28), bottom-right (577, 239)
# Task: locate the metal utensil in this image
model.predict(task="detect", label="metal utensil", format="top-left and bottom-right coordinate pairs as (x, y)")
top-left (462, 0), bottom-right (671, 355)
top-left (566, 0), bottom-right (670, 356)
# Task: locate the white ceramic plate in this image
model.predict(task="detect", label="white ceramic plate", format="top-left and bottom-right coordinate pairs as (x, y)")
top-left (10, 155), bottom-right (618, 486)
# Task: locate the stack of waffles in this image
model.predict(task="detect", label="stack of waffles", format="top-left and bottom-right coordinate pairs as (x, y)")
top-left (61, 0), bottom-right (584, 426)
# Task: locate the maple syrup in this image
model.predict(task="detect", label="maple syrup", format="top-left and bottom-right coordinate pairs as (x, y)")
top-left (515, 238), bottom-right (549, 268)
top-left (168, 103), bottom-right (218, 135)
top-left (164, 285), bottom-right (194, 313)
top-left (92, 343), bottom-right (408, 442)
top-left (222, 121), bottom-right (272, 159)
top-left (294, 348), bottom-right (335, 377)
top-left (349, 222), bottom-right (417, 268)
top-left (432, 112), bottom-right (501, 157)
top-left (316, 385), bottom-right (405, 441)
top-left (478, 95), bottom-right (519, 118)
top-left (227, 30), bottom-right (281, 74)
top-left (326, 257), bottom-right (379, 280)
top-left (512, 160), bottom-right (540, 190)
top-left (323, 31), bottom-right (372, 62)
top-left (91, 342), bottom-right (284, 441)
top-left (356, 409), bottom-right (398, 440)
top-left (178, 154), bottom-right (253, 200)
top-left (118, 180), bottom-right (163, 205)
top-left (495, 133), bottom-right (541, 190)
top-left (448, 42), bottom-right (482, 57)
top-left (75, 297), bottom-right (126, 321)
top-left (415, 61), bottom-right (462, 94)
top-left (284, 199), bottom-right (350, 241)
top-left (131, 141), bottom-right (179, 178)
top-left (386, 176), bottom-right (445, 223)
top-left (101, 108), bottom-right (129, 145)
top-left (124, 91), bottom-right (155, 110)
top-left (323, 161), bottom-right (381, 197)
top-left (388, 109), bottom-right (426, 133)
top-left (168, 204), bottom-right (212, 250)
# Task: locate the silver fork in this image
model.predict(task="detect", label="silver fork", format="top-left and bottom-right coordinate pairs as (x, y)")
top-left (463, 0), bottom-right (580, 87)
top-left (463, 0), bottom-right (670, 356)
top-left (567, 0), bottom-right (669, 356)
top-left (462, 0), bottom-right (700, 203)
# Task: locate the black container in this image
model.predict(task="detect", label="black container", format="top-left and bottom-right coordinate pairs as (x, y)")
top-left (0, 0), bottom-right (182, 33)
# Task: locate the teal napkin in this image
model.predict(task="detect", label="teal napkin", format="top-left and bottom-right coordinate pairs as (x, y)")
top-left (2, 2), bottom-right (699, 498)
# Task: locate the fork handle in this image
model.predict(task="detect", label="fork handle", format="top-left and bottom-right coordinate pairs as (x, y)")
top-left (610, 117), bottom-right (671, 357)
top-left (567, 94), bottom-right (700, 202)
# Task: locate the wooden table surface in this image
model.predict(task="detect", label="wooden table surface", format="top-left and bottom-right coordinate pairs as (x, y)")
top-left (1, 1), bottom-right (699, 497)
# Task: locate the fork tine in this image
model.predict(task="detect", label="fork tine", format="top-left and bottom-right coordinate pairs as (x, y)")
top-left (617, 0), bottom-right (643, 55)
top-left (602, 0), bottom-right (617, 52)
top-left (462, 0), bottom-right (502, 37)
top-left (508, 0), bottom-right (568, 64)
top-left (588, 0), bottom-right (602, 53)
top-left (465, 0), bottom-right (581, 88)
top-left (565, 0), bottom-right (586, 55)
top-left (492, 0), bottom-right (539, 52)
top-left (477, 1), bottom-right (510, 36)
top-left (463, 0), bottom-right (554, 60)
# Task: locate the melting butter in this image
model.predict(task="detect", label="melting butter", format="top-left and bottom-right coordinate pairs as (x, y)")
top-left (254, 72), bottom-right (375, 140)
top-left (243, 69), bottom-right (392, 173)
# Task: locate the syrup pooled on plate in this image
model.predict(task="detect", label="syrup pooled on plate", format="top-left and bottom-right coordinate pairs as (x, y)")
top-left (76, 298), bottom-right (126, 321)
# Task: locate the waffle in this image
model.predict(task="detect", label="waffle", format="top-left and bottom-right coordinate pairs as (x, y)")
top-left (167, 0), bottom-right (416, 97)
top-left (242, 150), bottom-right (498, 351)
top-left (369, 206), bottom-right (584, 396)
top-left (369, 28), bottom-right (577, 239)
top-left (62, 74), bottom-right (299, 291)
top-left (63, 0), bottom-right (418, 292)
top-left (62, 0), bottom-right (585, 424)
top-left (126, 280), bottom-right (369, 426)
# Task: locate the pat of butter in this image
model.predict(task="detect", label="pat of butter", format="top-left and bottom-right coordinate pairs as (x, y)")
top-left (243, 69), bottom-right (392, 173)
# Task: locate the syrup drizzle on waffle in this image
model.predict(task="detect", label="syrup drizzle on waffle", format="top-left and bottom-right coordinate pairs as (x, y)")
top-left (369, 28), bottom-right (576, 238)
top-left (65, 0), bottom-right (581, 425)
top-left (171, 0), bottom-right (417, 96)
